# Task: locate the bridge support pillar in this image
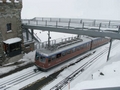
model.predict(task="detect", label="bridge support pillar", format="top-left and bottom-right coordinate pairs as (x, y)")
top-left (107, 39), bottom-right (112, 61)
top-left (26, 28), bottom-right (29, 41)
top-left (31, 29), bottom-right (34, 41)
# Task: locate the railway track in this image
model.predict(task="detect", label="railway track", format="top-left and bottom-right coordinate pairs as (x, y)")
top-left (50, 40), bottom-right (119, 90)
top-left (0, 69), bottom-right (42, 90)
top-left (0, 40), bottom-right (119, 90)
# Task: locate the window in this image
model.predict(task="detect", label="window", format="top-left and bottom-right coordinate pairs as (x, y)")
top-left (62, 52), bottom-right (66, 56)
top-left (56, 53), bottom-right (61, 58)
top-left (72, 48), bottom-right (76, 52)
top-left (76, 46), bottom-right (80, 51)
top-left (48, 55), bottom-right (56, 63)
top-left (39, 56), bottom-right (46, 63)
top-left (9, 42), bottom-right (21, 52)
top-left (35, 53), bottom-right (39, 60)
top-left (84, 44), bottom-right (86, 48)
top-left (67, 50), bottom-right (71, 54)
top-left (6, 23), bottom-right (12, 32)
top-left (48, 58), bottom-right (51, 63)
top-left (81, 45), bottom-right (84, 49)
top-left (51, 55), bottom-right (56, 60)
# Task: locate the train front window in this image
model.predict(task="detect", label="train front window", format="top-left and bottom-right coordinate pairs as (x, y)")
top-left (39, 56), bottom-right (46, 63)
top-left (35, 53), bottom-right (39, 60)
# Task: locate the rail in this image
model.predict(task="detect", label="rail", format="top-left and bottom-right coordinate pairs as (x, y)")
top-left (50, 49), bottom-right (107, 90)
top-left (22, 17), bottom-right (120, 32)
top-left (50, 40), bottom-right (119, 90)
top-left (0, 69), bottom-right (42, 90)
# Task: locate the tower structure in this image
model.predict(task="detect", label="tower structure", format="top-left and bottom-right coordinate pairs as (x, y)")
top-left (0, 0), bottom-right (23, 65)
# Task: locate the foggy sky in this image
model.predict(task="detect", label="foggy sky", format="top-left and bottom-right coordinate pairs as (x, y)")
top-left (21, 0), bottom-right (120, 20)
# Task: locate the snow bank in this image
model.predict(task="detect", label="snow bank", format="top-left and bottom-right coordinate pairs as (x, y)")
top-left (71, 60), bottom-right (120, 90)
top-left (71, 77), bottom-right (120, 90)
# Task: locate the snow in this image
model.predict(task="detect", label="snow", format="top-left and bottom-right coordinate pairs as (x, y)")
top-left (0, 0), bottom-right (20, 3)
top-left (0, 51), bottom-right (35, 76)
top-left (0, 35), bottom-right (120, 90)
top-left (1, 33), bottom-right (120, 90)
top-left (36, 36), bottom-right (91, 56)
top-left (33, 30), bottom-right (76, 42)
top-left (0, 66), bottom-right (17, 75)
top-left (22, 51), bottom-right (36, 62)
top-left (70, 59), bottom-right (120, 90)
top-left (3, 37), bottom-right (21, 44)
top-left (69, 40), bottom-right (120, 90)
top-left (40, 40), bottom-right (120, 90)
top-left (71, 77), bottom-right (120, 90)
top-left (1, 0), bottom-right (120, 90)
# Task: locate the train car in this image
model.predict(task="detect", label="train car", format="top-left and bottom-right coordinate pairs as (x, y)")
top-left (90, 37), bottom-right (110, 49)
top-left (34, 36), bottom-right (109, 71)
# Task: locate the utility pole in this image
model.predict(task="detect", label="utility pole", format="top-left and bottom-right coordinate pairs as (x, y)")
top-left (107, 39), bottom-right (112, 61)
top-left (48, 31), bottom-right (51, 47)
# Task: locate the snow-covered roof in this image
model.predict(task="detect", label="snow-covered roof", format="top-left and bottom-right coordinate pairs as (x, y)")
top-left (36, 36), bottom-right (93, 56)
top-left (3, 37), bottom-right (21, 44)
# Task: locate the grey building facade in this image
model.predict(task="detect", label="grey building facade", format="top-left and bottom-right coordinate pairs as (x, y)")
top-left (0, 0), bottom-right (23, 65)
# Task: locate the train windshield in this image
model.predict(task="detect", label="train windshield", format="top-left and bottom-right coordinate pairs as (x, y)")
top-left (35, 52), bottom-right (46, 63)
top-left (35, 52), bottom-right (39, 60)
top-left (39, 56), bottom-right (46, 63)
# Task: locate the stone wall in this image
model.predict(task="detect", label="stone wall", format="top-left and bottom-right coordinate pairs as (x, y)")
top-left (0, 1), bottom-right (22, 41)
top-left (0, 0), bottom-right (23, 65)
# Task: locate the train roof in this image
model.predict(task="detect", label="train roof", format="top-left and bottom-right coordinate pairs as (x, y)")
top-left (36, 36), bottom-right (100, 57)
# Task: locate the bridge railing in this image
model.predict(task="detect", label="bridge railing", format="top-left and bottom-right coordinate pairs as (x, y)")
top-left (22, 18), bottom-right (120, 31)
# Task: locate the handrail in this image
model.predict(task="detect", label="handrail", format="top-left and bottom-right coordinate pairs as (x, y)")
top-left (22, 18), bottom-right (120, 32)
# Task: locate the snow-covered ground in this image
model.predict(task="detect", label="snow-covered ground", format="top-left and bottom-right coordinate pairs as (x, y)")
top-left (33, 30), bottom-right (76, 42)
top-left (71, 49), bottom-right (120, 90)
top-left (0, 51), bottom-right (35, 76)
top-left (42, 40), bottom-right (120, 90)
top-left (1, 0), bottom-right (120, 89)
top-left (0, 36), bottom-right (120, 90)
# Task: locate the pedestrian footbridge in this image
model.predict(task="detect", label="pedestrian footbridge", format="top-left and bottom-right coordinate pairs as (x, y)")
top-left (22, 17), bottom-right (120, 39)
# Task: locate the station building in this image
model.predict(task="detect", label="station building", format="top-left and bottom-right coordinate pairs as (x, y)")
top-left (0, 0), bottom-right (34, 65)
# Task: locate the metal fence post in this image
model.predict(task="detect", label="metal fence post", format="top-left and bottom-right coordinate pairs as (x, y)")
top-left (28, 20), bottom-right (30, 24)
top-left (80, 19), bottom-right (82, 23)
top-left (118, 26), bottom-right (120, 33)
top-left (99, 23), bottom-right (101, 32)
top-left (36, 20), bottom-right (38, 25)
top-left (45, 20), bottom-right (47, 26)
top-left (68, 20), bottom-right (71, 29)
top-left (107, 39), bottom-right (112, 61)
top-left (93, 20), bottom-right (96, 26)
top-left (56, 21), bottom-right (58, 28)
top-left (108, 21), bottom-right (111, 28)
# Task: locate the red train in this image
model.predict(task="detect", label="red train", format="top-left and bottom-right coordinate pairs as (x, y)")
top-left (34, 36), bottom-right (110, 71)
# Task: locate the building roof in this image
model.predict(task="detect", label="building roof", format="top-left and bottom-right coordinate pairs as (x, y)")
top-left (3, 37), bottom-right (21, 44)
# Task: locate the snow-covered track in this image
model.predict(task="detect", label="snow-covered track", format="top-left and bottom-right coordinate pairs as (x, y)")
top-left (50, 49), bottom-right (107, 90)
top-left (0, 70), bottom-right (42, 90)
top-left (50, 41), bottom-right (118, 90)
